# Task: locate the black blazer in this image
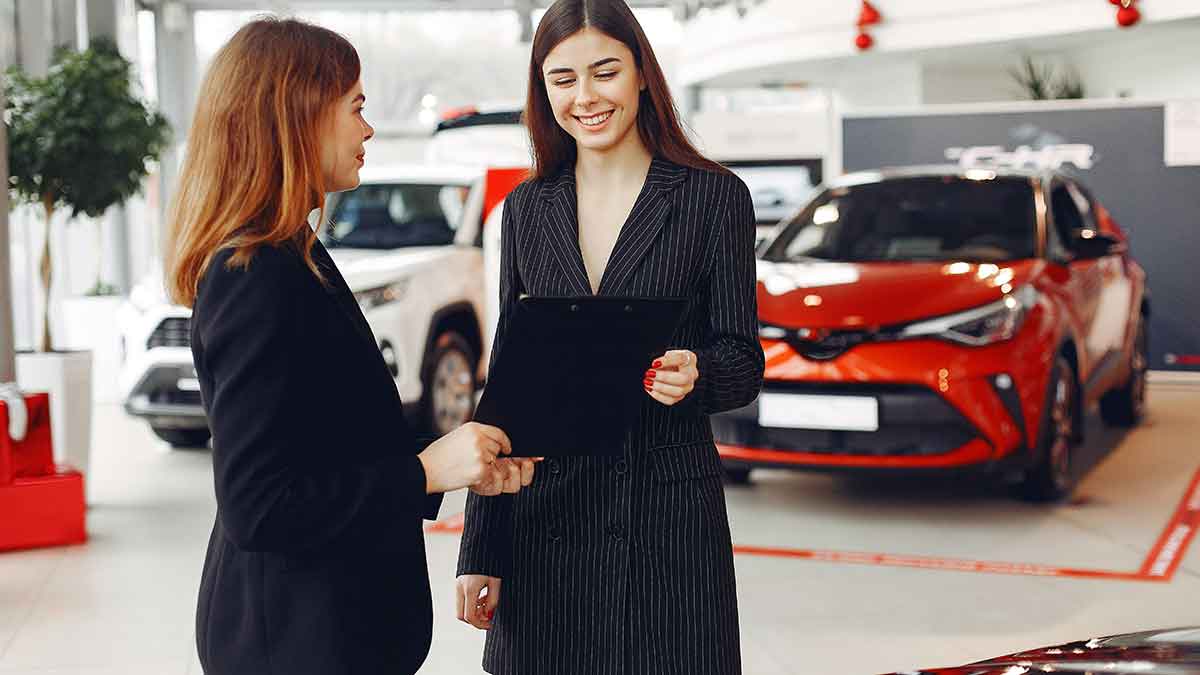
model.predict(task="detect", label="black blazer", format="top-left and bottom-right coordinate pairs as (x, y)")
top-left (191, 240), bottom-right (443, 675)
top-left (458, 158), bottom-right (765, 675)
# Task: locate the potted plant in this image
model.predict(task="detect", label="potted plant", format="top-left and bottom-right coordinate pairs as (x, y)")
top-left (1009, 55), bottom-right (1086, 100)
top-left (5, 38), bottom-right (170, 481)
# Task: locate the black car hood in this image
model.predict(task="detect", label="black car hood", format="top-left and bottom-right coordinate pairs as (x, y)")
top-left (884, 628), bottom-right (1200, 674)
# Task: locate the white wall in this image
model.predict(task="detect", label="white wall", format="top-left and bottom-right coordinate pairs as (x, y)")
top-left (1069, 23), bottom-right (1200, 100)
top-left (835, 60), bottom-right (924, 108)
top-left (921, 66), bottom-right (1023, 105)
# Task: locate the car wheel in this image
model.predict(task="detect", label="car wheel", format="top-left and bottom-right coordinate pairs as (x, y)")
top-left (423, 332), bottom-right (478, 437)
top-left (1100, 321), bottom-right (1148, 427)
top-left (1021, 355), bottom-right (1078, 502)
top-left (152, 426), bottom-right (211, 449)
top-left (722, 464), bottom-right (753, 485)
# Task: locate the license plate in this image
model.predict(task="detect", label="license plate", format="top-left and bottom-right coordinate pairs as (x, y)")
top-left (758, 393), bottom-right (879, 432)
top-left (177, 378), bottom-right (201, 392)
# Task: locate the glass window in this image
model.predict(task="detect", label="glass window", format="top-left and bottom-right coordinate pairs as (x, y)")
top-left (761, 176), bottom-right (1038, 264)
top-left (324, 183), bottom-right (469, 250)
top-left (1050, 180), bottom-right (1086, 243)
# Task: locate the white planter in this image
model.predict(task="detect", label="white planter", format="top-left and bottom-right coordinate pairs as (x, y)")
top-left (16, 351), bottom-right (94, 490)
top-left (61, 296), bottom-right (127, 404)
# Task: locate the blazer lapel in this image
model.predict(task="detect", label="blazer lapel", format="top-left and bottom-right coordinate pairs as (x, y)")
top-left (538, 171), bottom-right (593, 297)
top-left (310, 241), bottom-right (379, 350)
top-left (597, 158), bottom-right (688, 296)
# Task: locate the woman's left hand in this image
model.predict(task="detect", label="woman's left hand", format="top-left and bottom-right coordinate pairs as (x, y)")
top-left (645, 349), bottom-right (698, 406)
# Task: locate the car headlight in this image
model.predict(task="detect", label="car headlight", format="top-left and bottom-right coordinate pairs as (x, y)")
top-left (899, 285), bottom-right (1039, 346)
top-left (354, 279), bottom-right (409, 314)
top-left (759, 324), bottom-right (789, 339)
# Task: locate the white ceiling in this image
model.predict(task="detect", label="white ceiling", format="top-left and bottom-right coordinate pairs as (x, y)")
top-left (142, 0), bottom-right (726, 12)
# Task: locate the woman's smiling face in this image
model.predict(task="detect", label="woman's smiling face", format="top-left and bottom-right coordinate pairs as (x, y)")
top-left (542, 27), bottom-right (645, 155)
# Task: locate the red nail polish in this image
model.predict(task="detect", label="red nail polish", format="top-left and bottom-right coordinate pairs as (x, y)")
top-left (646, 370), bottom-right (656, 377)
top-left (653, 360), bottom-right (662, 368)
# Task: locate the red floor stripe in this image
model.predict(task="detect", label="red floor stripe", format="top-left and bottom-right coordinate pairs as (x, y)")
top-left (426, 466), bottom-right (1200, 583)
top-left (426, 512), bottom-right (465, 533)
top-left (730, 545), bottom-right (1152, 582)
top-left (1138, 467), bottom-right (1200, 579)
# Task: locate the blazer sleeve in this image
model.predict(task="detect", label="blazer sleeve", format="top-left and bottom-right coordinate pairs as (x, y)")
top-left (416, 437), bottom-right (445, 521)
top-left (679, 174), bottom-right (766, 416)
top-left (195, 246), bottom-right (431, 554)
top-left (456, 187), bottom-right (526, 578)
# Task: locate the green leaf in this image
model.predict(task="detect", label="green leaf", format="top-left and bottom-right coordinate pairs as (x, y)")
top-left (4, 37), bottom-right (172, 217)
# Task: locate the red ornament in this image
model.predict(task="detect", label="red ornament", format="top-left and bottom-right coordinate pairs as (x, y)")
top-left (858, 0), bottom-right (882, 27)
top-left (1117, 4), bottom-right (1141, 27)
top-left (855, 31), bottom-right (874, 50)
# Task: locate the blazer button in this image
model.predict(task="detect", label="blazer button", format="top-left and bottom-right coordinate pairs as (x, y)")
top-left (548, 459), bottom-right (561, 474)
top-left (608, 524), bottom-right (624, 541)
top-left (548, 526), bottom-right (562, 542)
top-left (614, 459), bottom-right (628, 476)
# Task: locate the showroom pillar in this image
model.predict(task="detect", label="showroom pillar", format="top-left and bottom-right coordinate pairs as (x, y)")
top-left (1, 99), bottom-right (13, 384)
top-left (516, 0), bottom-right (534, 42)
top-left (154, 3), bottom-right (196, 235)
top-left (54, 0), bottom-right (82, 51)
top-left (82, 0), bottom-right (140, 293)
top-left (2, 0), bottom-right (16, 382)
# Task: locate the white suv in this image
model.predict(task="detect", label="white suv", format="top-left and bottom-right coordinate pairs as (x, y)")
top-left (120, 164), bottom-right (490, 447)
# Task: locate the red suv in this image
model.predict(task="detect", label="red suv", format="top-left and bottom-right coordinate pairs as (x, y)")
top-left (713, 167), bottom-right (1149, 501)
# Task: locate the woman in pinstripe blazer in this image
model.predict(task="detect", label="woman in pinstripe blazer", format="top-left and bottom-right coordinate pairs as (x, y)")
top-left (456, 2), bottom-right (764, 673)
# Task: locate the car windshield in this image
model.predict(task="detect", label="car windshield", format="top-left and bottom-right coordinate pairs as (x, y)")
top-left (761, 176), bottom-right (1037, 263)
top-left (323, 182), bottom-right (469, 250)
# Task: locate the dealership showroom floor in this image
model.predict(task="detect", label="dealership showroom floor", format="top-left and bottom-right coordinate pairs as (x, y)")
top-left (0, 377), bottom-right (1196, 675)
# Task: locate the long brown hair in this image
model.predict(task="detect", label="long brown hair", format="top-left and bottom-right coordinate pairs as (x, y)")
top-left (165, 17), bottom-right (360, 307)
top-left (525, 0), bottom-right (728, 180)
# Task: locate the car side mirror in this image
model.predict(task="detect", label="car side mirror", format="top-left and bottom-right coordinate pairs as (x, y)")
top-left (1070, 230), bottom-right (1126, 260)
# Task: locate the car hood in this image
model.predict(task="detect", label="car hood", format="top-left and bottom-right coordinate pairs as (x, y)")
top-left (756, 258), bottom-right (1042, 329)
top-left (326, 246), bottom-right (455, 293)
top-left (883, 628), bottom-right (1200, 674)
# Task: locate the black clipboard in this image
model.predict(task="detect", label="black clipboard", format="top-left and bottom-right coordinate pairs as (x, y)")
top-left (473, 296), bottom-right (688, 457)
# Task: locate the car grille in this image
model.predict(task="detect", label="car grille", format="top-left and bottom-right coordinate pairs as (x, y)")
top-left (712, 383), bottom-right (980, 457)
top-left (151, 390), bottom-right (202, 406)
top-left (787, 329), bottom-right (876, 361)
top-left (148, 318), bottom-right (191, 349)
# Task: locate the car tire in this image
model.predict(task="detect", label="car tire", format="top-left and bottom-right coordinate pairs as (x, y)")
top-left (1100, 321), bottom-right (1148, 428)
top-left (1021, 355), bottom-right (1078, 503)
top-left (722, 465), bottom-right (753, 485)
top-left (152, 427), bottom-right (211, 449)
top-left (422, 332), bottom-right (478, 437)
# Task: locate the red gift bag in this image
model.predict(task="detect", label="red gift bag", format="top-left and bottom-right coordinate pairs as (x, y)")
top-left (0, 393), bottom-right (56, 482)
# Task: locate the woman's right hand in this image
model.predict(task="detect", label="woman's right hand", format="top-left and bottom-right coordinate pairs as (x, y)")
top-left (418, 422), bottom-right (511, 494)
top-left (456, 574), bottom-right (502, 630)
top-left (471, 456), bottom-right (542, 496)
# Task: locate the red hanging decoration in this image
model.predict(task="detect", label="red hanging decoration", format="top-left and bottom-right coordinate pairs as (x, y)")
top-left (855, 1), bottom-right (882, 52)
top-left (1113, 0), bottom-right (1141, 28)
top-left (857, 0), bottom-right (882, 27)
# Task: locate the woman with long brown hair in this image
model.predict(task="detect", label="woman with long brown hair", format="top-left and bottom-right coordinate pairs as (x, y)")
top-left (165, 17), bottom-right (535, 675)
top-left (455, 1), bottom-right (764, 673)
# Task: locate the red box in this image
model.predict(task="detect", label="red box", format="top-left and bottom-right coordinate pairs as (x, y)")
top-left (0, 469), bottom-right (87, 552)
top-left (0, 396), bottom-right (87, 552)
top-left (0, 394), bottom-right (56, 482)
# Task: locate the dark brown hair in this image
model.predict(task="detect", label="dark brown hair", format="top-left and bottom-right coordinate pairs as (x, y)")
top-left (524, 0), bottom-right (728, 180)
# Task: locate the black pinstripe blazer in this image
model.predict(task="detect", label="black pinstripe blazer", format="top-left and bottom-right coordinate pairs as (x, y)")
top-left (457, 157), bottom-right (764, 675)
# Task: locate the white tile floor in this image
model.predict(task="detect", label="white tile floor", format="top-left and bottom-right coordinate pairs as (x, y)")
top-left (1, 382), bottom-right (1198, 675)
